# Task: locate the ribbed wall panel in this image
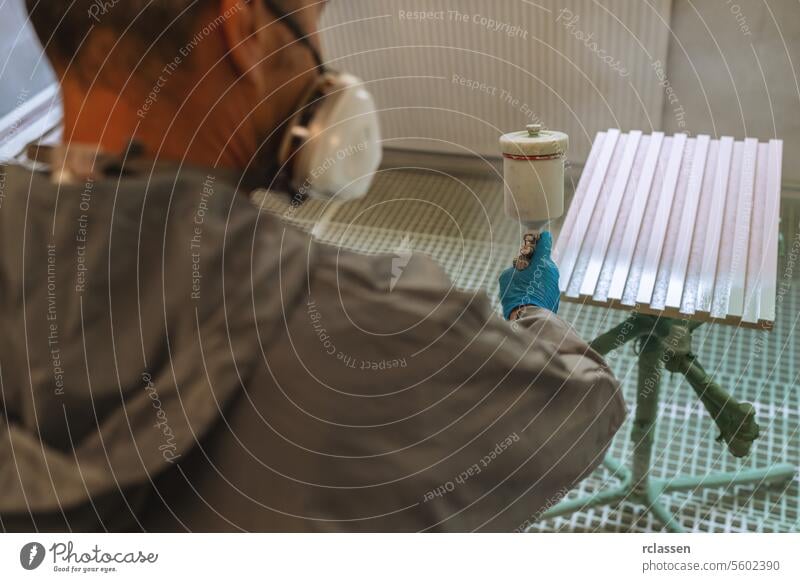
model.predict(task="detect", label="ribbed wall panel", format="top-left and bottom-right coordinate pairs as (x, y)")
top-left (553, 130), bottom-right (784, 328)
top-left (321, 0), bottom-right (672, 165)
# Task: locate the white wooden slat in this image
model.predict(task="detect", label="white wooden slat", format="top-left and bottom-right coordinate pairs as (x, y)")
top-left (742, 142), bottom-right (769, 324)
top-left (591, 139), bottom-right (650, 303)
top-left (620, 137), bottom-right (672, 307)
top-left (0, 85), bottom-right (62, 162)
top-left (648, 137), bottom-right (696, 311)
top-left (680, 140), bottom-right (720, 316)
top-left (665, 134), bottom-right (710, 309)
top-left (579, 131), bottom-right (642, 297)
top-left (759, 139), bottom-right (783, 323)
top-left (557, 128), bottom-right (620, 293)
top-left (709, 141), bottom-right (743, 319)
top-left (722, 137), bottom-right (758, 318)
top-left (607, 132), bottom-right (665, 300)
top-left (695, 136), bottom-right (734, 313)
top-left (0, 84), bottom-right (59, 132)
top-left (554, 131), bottom-right (606, 263)
top-left (636, 132), bottom-right (687, 305)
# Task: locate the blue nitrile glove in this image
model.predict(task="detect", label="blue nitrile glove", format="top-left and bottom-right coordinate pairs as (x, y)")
top-left (498, 231), bottom-right (561, 318)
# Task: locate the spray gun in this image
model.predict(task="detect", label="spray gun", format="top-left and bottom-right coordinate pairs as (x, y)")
top-left (500, 124), bottom-right (568, 269)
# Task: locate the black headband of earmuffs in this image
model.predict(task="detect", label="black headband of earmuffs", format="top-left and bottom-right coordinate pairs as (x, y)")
top-left (261, 0), bottom-right (325, 71)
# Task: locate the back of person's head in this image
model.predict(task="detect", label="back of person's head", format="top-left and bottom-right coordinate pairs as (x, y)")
top-left (25, 1), bottom-right (318, 86)
top-left (27, 1), bottom-right (208, 85)
top-left (24, 0), bottom-right (326, 167)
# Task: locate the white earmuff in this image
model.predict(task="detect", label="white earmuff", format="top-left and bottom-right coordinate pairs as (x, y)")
top-left (279, 72), bottom-right (382, 201)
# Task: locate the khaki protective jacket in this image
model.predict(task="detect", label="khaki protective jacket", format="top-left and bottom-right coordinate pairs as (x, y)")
top-left (0, 159), bottom-right (625, 531)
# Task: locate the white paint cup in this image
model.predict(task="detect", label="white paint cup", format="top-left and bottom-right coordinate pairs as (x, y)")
top-left (500, 124), bottom-right (568, 230)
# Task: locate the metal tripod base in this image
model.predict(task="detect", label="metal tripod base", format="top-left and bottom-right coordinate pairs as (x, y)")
top-left (542, 456), bottom-right (796, 532)
top-left (538, 314), bottom-right (796, 533)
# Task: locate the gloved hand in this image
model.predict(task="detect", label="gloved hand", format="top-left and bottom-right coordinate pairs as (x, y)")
top-left (498, 231), bottom-right (561, 318)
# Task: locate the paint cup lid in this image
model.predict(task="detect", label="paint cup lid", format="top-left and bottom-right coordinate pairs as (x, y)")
top-left (500, 125), bottom-right (568, 157)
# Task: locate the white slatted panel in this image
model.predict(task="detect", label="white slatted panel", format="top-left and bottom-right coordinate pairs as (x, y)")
top-left (321, 0), bottom-right (672, 165)
top-left (557, 130), bottom-right (783, 328)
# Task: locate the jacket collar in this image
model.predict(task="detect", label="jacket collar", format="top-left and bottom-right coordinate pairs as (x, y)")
top-left (26, 142), bottom-right (252, 194)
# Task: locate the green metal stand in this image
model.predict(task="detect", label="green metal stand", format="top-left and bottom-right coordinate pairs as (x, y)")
top-left (540, 314), bottom-right (796, 532)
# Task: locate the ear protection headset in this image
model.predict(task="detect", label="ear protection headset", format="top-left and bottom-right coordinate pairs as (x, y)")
top-left (263, 0), bottom-right (382, 201)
